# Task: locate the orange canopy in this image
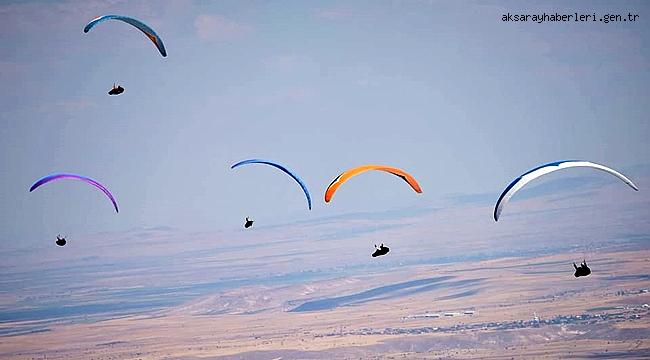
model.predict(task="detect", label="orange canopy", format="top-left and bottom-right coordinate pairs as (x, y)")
top-left (324, 165), bottom-right (422, 203)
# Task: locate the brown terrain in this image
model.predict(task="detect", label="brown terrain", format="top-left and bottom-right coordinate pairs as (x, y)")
top-left (1, 247), bottom-right (649, 359)
top-left (1, 179), bottom-right (648, 359)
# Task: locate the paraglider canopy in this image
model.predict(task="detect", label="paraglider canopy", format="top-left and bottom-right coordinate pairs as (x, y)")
top-left (231, 159), bottom-right (312, 210)
top-left (29, 173), bottom-right (119, 213)
top-left (84, 15), bottom-right (167, 57)
top-left (494, 160), bottom-right (638, 221)
top-left (325, 165), bottom-right (422, 203)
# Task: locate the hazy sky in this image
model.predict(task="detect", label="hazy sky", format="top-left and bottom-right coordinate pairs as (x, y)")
top-left (1, 0), bottom-right (648, 245)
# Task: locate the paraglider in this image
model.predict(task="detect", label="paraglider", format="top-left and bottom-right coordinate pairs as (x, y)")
top-left (325, 165), bottom-right (422, 203)
top-left (494, 160), bottom-right (638, 221)
top-left (29, 173), bottom-right (119, 213)
top-left (55, 235), bottom-right (67, 247)
top-left (372, 244), bottom-right (390, 257)
top-left (84, 15), bottom-right (167, 57)
top-left (231, 159), bottom-right (312, 210)
top-left (244, 217), bottom-right (254, 228)
top-left (573, 260), bottom-right (591, 277)
top-left (108, 83), bottom-right (124, 95)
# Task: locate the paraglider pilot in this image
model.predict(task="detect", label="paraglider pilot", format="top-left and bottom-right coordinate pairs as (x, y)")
top-left (55, 235), bottom-right (67, 247)
top-left (244, 217), bottom-right (254, 228)
top-left (573, 259), bottom-right (591, 277)
top-left (372, 243), bottom-right (390, 257)
top-left (108, 83), bottom-right (124, 95)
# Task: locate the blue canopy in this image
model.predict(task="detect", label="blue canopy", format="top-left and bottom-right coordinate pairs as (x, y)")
top-left (84, 15), bottom-right (167, 57)
top-left (231, 159), bottom-right (312, 210)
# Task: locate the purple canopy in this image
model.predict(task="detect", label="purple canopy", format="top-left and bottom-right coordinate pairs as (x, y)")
top-left (29, 173), bottom-right (119, 213)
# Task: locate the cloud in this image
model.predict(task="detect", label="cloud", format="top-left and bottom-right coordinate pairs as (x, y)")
top-left (34, 99), bottom-right (95, 116)
top-left (261, 54), bottom-right (322, 74)
top-left (194, 14), bottom-right (252, 42)
top-left (0, 0), bottom-right (175, 56)
top-left (253, 87), bottom-right (314, 106)
top-left (313, 7), bottom-right (355, 21)
top-left (0, 61), bottom-right (28, 76)
top-left (0, 1), bottom-right (133, 34)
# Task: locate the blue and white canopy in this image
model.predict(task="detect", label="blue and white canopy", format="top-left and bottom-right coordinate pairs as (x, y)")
top-left (494, 160), bottom-right (638, 221)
